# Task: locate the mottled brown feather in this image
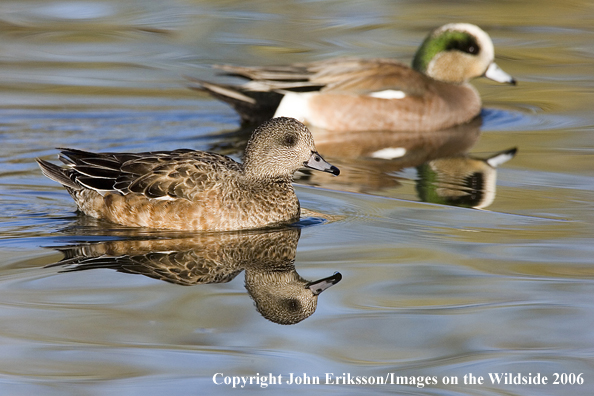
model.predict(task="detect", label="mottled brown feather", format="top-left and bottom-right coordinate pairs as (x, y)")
top-left (38, 118), bottom-right (338, 231)
top-left (47, 227), bottom-right (341, 324)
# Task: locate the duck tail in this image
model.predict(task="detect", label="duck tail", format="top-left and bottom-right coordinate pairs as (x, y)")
top-left (186, 76), bottom-right (283, 125)
top-left (37, 158), bottom-right (81, 191)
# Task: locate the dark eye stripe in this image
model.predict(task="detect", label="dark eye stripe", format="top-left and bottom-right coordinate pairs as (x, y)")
top-left (446, 35), bottom-right (480, 55)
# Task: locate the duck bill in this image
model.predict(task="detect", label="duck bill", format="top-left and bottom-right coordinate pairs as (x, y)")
top-left (484, 62), bottom-right (516, 85)
top-left (306, 272), bottom-right (342, 295)
top-left (304, 152), bottom-right (340, 176)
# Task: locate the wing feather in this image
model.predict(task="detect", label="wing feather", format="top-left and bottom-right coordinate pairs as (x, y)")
top-left (214, 58), bottom-right (424, 95)
top-left (53, 148), bottom-right (242, 201)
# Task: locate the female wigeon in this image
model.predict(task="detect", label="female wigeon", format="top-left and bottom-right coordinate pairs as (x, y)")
top-left (190, 23), bottom-right (515, 132)
top-left (49, 228), bottom-right (342, 325)
top-left (37, 117), bottom-right (339, 231)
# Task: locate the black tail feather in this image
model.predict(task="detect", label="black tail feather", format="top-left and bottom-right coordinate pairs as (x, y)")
top-left (37, 158), bottom-right (81, 190)
top-left (187, 77), bottom-right (283, 125)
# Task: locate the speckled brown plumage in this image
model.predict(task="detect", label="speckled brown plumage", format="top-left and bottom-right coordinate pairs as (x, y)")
top-left (37, 117), bottom-right (339, 231)
top-left (49, 227), bottom-right (342, 325)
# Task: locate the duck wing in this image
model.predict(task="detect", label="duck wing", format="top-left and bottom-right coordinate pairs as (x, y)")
top-left (49, 148), bottom-right (242, 201)
top-left (216, 57), bottom-right (428, 96)
top-left (50, 241), bottom-right (243, 286)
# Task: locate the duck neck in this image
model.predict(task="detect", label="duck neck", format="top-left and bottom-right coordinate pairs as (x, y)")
top-left (241, 165), bottom-right (293, 188)
top-left (242, 159), bottom-right (294, 184)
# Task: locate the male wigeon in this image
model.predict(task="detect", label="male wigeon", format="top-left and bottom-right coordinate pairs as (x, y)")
top-left (190, 23), bottom-right (515, 132)
top-left (37, 117), bottom-right (339, 231)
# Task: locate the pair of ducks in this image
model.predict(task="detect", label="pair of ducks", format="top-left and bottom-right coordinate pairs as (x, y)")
top-left (38, 23), bottom-right (516, 231)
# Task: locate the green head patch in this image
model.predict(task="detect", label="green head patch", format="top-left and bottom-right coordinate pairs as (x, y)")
top-left (412, 29), bottom-right (480, 73)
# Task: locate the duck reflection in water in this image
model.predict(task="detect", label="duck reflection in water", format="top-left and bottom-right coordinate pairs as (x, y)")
top-left (302, 118), bottom-right (517, 209)
top-left (47, 226), bottom-right (341, 325)
top-left (416, 147), bottom-right (517, 209)
top-left (293, 117), bottom-right (483, 193)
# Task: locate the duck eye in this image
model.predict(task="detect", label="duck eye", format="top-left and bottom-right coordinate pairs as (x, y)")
top-left (446, 35), bottom-right (480, 56)
top-left (283, 133), bottom-right (297, 147)
top-left (283, 299), bottom-right (301, 312)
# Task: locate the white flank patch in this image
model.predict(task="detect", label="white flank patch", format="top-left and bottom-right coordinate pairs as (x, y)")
top-left (273, 92), bottom-right (314, 123)
top-left (371, 147), bottom-right (407, 160)
top-left (368, 90), bottom-right (406, 99)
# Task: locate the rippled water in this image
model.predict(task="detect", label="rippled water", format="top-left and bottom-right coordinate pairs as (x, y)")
top-left (1, 1), bottom-right (594, 395)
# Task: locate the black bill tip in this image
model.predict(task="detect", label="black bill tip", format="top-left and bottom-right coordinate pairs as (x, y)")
top-left (328, 165), bottom-right (340, 176)
top-left (304, 152), bottom-right (340, 177)
top-left (306, 271), bottom-right (342, 295)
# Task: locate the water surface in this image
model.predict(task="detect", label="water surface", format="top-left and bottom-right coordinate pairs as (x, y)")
top-left (1, 1), bottom-right (594, 395)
